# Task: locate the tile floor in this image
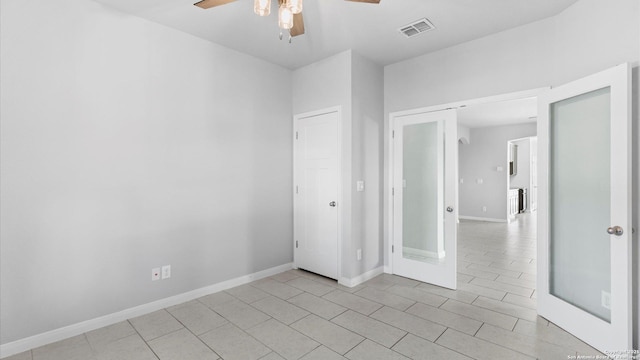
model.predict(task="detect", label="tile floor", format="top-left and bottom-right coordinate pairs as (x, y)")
top-left (4, 214), bottom-right (606, 360)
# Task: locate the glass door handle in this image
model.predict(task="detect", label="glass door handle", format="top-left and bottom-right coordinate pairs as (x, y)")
top-left (607, 226), bottom-right (623, 236)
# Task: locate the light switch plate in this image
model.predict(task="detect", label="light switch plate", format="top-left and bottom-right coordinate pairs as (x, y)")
top-left (356, 180), bottom-right (365, 192)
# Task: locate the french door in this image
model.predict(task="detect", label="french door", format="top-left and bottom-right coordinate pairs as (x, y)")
top-left (392, 109), bottom-right (458, 289)
top-left (537, 63), bottom-right (631, 353)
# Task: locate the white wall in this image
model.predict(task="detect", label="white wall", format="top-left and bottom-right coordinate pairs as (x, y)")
top-left (350, 52), bottom-right (384, 279)
top-left (384, 0), bottom-right (639, 348)
top-left (0, 0), bottom-right (293, 346)
top-left (459, 124), bottom-right (536, 220)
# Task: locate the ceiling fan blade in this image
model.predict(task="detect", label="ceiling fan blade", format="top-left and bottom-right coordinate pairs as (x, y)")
top-left (345, 0), bottom-right (381, 3)
top-left (290, 12), bottom-right (305, 37)
top-left (193, 0), bottom-right (236, 9)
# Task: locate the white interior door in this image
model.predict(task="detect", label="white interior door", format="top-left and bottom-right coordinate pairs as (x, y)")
top-left (294, 110), bottom-right (339, 280)
top-left (537, 63), bottom-right (631, 353)
top-left (392, 109), bottom-right (457, 289)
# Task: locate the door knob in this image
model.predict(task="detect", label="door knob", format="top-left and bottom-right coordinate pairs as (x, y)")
top-left (446, 206), bottom-right (454, 213)
top-left (329, 201), bottom-right (337, 207)
top-left (607, 226), bottom-right (623, 236)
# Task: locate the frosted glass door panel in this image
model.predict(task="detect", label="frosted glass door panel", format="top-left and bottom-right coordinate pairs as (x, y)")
top-left (549, 87), bottom-right (611, 322)
top-left (402, 122), bottom-right (444, 263)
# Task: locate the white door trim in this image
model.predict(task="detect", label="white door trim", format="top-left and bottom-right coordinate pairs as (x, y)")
top-left (385, 88), bottom-right (548, 273)
top-left (293, 106), bottom-right (343, 281)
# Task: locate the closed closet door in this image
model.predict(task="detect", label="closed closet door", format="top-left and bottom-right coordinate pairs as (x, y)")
top-left (293, 110), bottom-right (339, 279)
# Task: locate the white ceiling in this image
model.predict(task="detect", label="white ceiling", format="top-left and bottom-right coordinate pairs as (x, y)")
top-left (458, 97), bottom-right (537, 128)
top-left (93, 0), bottom-right (578, 69)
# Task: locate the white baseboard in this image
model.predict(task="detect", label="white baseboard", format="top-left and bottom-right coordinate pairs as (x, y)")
top-left (338, 266), bottom-right (384, 288)
top-left (459, 215), bottom-right (507, 223)
top-left (0, 263), bottom-right (293, 358)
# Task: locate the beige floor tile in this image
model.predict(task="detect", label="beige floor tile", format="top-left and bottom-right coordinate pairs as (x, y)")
top-left (369, 307), bottom-right (446, 342)
top-left (250, 296), bottom-right (310, 325)
top-left (392, 334), bottom-right (472, 360)
top-left (291, 315), bottom-right (364, 355)
top-left (259, 352), bottom-right (286, 360)
top-left (489, 261), bottom-right (536, 275)
top-left (513, 319), bottom-right (600, 354)
top-left (458, 266), bottom-right (499, 280)
top-left (167, 300), bottom-right (227, 335)
top-left (251, 279), bottom-right (303, 300)
top-left (148, 328), bottom-right (219, 359)
top-left (269, 270), bottom-right (302, 283)
top-left (212, 299), bottom-right (271, 330)
top-left (456, 273), bottom-right (475, 283)
top-left (199, 323), bottom-right (270, 360)
top-left (414, 283), bottom-right (478, 304)
top-left (466, 263), bottom-right (522, 279)
top-left (455, 281), bottom-right (508, 300)
top-left (520, 273), bottom-right (536, 282)
top-left (386, 285), bottom-right (448, 307)
top-left (470, 277), bottom-right (534, 297)
top-left (475, 323), bottom-right (577, 359)
top-left (32, 335), bottom-right (94, 360)
top-left (405, 302), bottom-right (482, 336)
top-left (225, 284), bottom-right (270, 304)
top-left (436, 329), bottom-right (534, 360)
top-left (285, 277), bottom-right (335, 297)
top-left (322, 290), bottom-right (382, 315)
top-left (345, 339), bottom-right (408, 360)
top-left (502, 293), bottom-right (536, 309)
top-left (247, 319), bottom-right (319, 360)
top-left (287, 293), bottom-right (347, 320)
top-left (129, 310), bottom-right (183, 342)
top-left (2, 351), bottom-right (32, 360)
top-left (299, 346), bottom-right (346, 360)
top-left (85, 321), bottom-right (136, 351)
top-left (331, 310), bottom-right (407, 348)
top-left (198, 292), bottom-right (236, 309)
top-left (93, 334), bottom-right (157, 360)
top-left (376, 274), bottom-right (421, 287)
top-left (353, 287), bottom-right (415, 311)
top-left (440, 299), bottom-right (518, 330)
top-left (472, 296), bottom-right (538, 321)
top-left (496, 275), bottom-right (536, 290)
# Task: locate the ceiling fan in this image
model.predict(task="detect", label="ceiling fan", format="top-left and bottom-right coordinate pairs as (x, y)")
top-left (193, 0), bottom-right (381, 41)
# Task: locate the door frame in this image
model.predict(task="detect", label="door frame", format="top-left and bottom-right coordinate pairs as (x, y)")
top-left (293, 106), bottom-right (343, 282)
top-left (385, 88), bottom-right (548, 273)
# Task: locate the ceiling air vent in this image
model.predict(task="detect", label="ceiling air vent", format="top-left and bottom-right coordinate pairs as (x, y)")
top-left (399, 18), bottom-right (435, 38)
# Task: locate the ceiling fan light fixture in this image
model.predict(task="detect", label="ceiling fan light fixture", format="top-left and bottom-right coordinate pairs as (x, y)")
top-left (288, 0), bottom-right (303, 14)
top-left (278, 3), bottom-right (294, 30)
top-left (254, 0), bottom-right (271, 16)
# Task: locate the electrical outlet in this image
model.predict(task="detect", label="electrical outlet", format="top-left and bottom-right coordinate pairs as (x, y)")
top-left (356, 180), bottom-right (365, 192)
top-left (357, 249), bottom-right (362, 261)
top-left (152, 268), bottom-right (161, 281)
top-left (161, 265), bottom-right (171, 280)
top-left (476, 178), bottom-right (483, 184)
top-left (482, 206), bottom-right (487, 212)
